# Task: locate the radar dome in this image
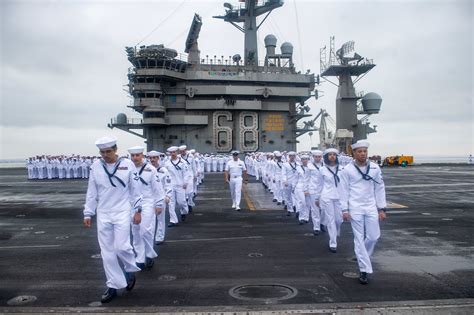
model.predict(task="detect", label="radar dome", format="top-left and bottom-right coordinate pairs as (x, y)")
top-left (116, 113), bottom-right (127, 124)
top-left (264, 34), bottom-right (277, 47)
top-left (281, 42), bottom-right (293, 55)
top-left (361, 92), bottom-right (382, 114)
top-left (232, 54), bottom-right (241, 63)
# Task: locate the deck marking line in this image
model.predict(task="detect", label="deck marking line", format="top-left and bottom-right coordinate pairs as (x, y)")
top-left (167, 236), bottom-right (263, 243)
top-left (243, 185), bottom-right (256, 211)
top-left (0, 245), bottom-right (61, 250)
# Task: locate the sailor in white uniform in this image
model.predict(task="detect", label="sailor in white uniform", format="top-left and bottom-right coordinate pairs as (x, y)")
top-left (282, 151), bottom-right (299, 216)
top-left (309, 150), bottom-right (324, 234)
top-left (316, 148), bottom-right (345, 253)
top-left (128, 146), bottom-right (164, 270)
top-left (83, 136), bottom-right (142, 303)
top-left (179, 145), bottom-right (196, 212)
top-left (148, 150), bottom-right (173, 245)
top-left (224, 151), bottom-right (247, 210)
top-left (340, 140), bottom-right (387, 285)
top-left (165, 146), bottom-right (192, 226)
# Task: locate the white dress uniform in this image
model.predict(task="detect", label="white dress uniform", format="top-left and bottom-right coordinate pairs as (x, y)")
top-left (307, 160), bottom-right (324, 232)
top-left (316, 163), bottom-right (345, 250)
top-left (154, 163), bottom-right (173, 243)
top-left (282, 157), bottom-right (299, 213)
top-left (225, 157), bottom-right (247, 209)
top-left (83, 156), bottom-right (142, 290)
top-left (340, 159), bottom-right (386, 274)
top-left (181, 152), bottom-right (196, 208)
top-left (131, 160), bottom-right (164, 266)
top-left (165, 155), bottom-right (192, 224)
top-left (294, 163), bottom-right (309, 221)
top-left (271, 157), bottom-right (284, 204)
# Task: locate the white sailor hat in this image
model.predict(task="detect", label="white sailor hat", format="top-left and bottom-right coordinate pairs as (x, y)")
top-left (232, 150), bottom-right (240, 155)
top-left (95, 136), bottom-right (117, 149)
top-left (167, 146), bottom-right (179, 153)
top-left (300, 154), bottom-right (310, 160)
top-left (351, 140), bottom-right (370, 150)
top-left (178, 145), bottom-right (187, 151)
top-left (311, 150), bottom-right (323, 156)
top-left (288, 151), bottom-right (297, 156)
top-left (147, 150), bottom-right (161, 157)
top-left (324, 148), bottom-right (339, 155)
top-left (127, 146), bottom-right (144, 154)
top-left (189, 149), bottom-right (196, 154)
top-left (273, 150), bottom-right (282, 157)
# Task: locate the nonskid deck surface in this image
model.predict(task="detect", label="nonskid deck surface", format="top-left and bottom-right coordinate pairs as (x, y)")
top-left (0, 166), bottom-right (473, 311)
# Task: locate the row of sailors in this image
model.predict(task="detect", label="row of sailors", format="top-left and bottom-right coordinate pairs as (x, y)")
top-left (26, 156), bottom-right (93, 179)
top-left (83, 138), bottom-right (207, 303)
top-left (27, 154), bottom-right (237, 180)
top-left (243, 142), bottom-right (387, 286)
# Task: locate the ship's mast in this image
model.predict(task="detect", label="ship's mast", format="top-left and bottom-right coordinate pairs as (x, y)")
top-left (214, 0), bottom-right (284, 66)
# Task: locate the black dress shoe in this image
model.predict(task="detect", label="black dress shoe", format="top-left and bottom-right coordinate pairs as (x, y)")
top-left (320, 224), bottom-right (327, 232)
top-left (277, 202), bottom-right (281, 205)
top-left (168, 222), bottom-right (178, 227)
top-left (181, 214), bottom-right (186, 221)
top-left (304, 220), bottom-right (309, 224)
top-left (155, 240), bottom-right (164, 245)
top-left (282, 201), bottom-right (285, 205)
top-left (145, 257), bottom-right (154, 269)
top-left (284, 205), bottom-right (287, 210)
top-left (188, 206), bottom-right (193, 213)
top-left (273, 199), bottom-right (277, 202)
top-left (136, 262), bottom-right (145, 270)
top-left (329, 246), bottom-right (337, 253)
top-left (286, 211), bottom-right (292, 216)
top-left (299, 220), bottom-right (304, 225)
top-left (101, 287), bottom-right (117, 303)
top-left (125, 272), bottom-right (136, 291)
top-left (359, 272), bottom-right (369, 285)
top-left (313, 230), bottom-right (320, 235)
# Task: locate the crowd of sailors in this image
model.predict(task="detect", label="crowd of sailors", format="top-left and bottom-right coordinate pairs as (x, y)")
top-left (76, 135), bottom-right (386, 303)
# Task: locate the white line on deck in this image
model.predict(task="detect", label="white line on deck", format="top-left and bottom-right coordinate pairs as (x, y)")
top-left (386, 183), bottom-right (473, 188)
top-left (0, 245), bottom-right (61, 250)
top-left (166, 236), bottom-right (263, 243)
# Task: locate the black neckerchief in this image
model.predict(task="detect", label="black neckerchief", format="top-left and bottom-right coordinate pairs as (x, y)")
top-left (289, 161), bottom-right (297, 172)
top-left (277, 161), bottom-right (282, 169)
top-left (137, 163), bottom-right (148, 186)
top-left (312, 162), bottom-right (320, 170)
top-left (354, 162), bottom-right (380, 184)
top-left (326, 164), bottom-right (340, 187)
top-left (171, 158), bottom-right (182, 170)
top-left (101, 157), bottom-right (126, 188)
top-left (182, 154), bottom-right (191, 165)
top-left (301, 165), bottom-right (306, 173)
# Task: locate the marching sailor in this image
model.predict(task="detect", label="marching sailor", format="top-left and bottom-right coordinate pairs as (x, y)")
top-left (83, 136), bottom-right (142, 303)
top-left (282, 151), bottom-right (299, 216)
top-left (148, 150), bottom-right (173, 245)
top-left (165, 146), bottom-right (192, 226)
top-left (340, 140), bottom-right (387, 285)
top-left (224, 151), bottom-right (248, 211)
top-left (128, 146), bottom-right (164, 270)
top-left (309, 150), bottom-right (324, 234)
top-left (179, 145), bottom-right (196, 213)
top-left (316, 148), bottom-right (345, 253)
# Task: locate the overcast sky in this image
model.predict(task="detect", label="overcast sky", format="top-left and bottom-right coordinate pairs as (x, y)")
top-left (1, 0), bottom-right (472, 159)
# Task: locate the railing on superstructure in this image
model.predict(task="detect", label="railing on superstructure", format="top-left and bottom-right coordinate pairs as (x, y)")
top-left (128, 48), bottom-right (298, 75)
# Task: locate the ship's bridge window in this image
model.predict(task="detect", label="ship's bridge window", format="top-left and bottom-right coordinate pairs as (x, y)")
top-left (144, 112), bottom-right (165, 118)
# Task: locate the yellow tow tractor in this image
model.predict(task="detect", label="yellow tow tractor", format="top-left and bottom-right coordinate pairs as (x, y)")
top-left (382, 155), bottom-right (414, 167)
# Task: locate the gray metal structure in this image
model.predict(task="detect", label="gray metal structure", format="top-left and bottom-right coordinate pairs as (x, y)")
top-left (109, 0), bottom-right (316, 153)
top-left (320, 37), bottom-right (382, 153)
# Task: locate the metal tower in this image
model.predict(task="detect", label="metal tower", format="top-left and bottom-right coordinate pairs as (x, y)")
top-left (214, 0), bottom-right (284, 66)
top-left (320, 37), bottom-right (382, 153)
